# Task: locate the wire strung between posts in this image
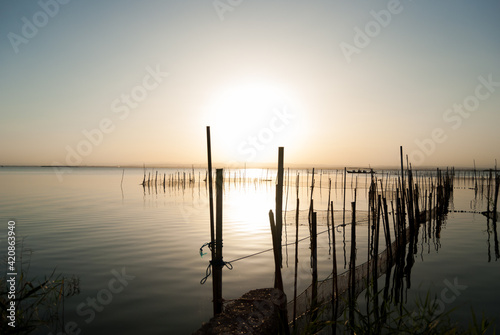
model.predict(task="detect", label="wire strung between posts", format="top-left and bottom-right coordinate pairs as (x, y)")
top-left (228, 223), bottom-right (362, 264)
top-left (199, 221), bottom-right (367, 284)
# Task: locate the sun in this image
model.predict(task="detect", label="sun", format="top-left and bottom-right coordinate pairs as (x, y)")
top-left (207, 82), bottom-right (288, 122)
top-left (202, 80), bottom-right (302, 165)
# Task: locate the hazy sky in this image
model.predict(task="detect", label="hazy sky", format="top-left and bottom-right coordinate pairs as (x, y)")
top-left (1, 0), bottom-right (499, 168)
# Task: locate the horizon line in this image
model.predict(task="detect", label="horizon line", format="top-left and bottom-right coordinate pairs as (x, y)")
top-left (0, 163), bottom-right (497, 171)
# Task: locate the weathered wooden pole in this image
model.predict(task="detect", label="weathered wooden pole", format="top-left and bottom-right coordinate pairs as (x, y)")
top-left (391, 200), bottom-right (398, 247)
top-left (311, 212), bottom-right (318, 308)
top-left (276, 147), bottom-right (284, 268)
top-left (343, 167), bottom-right (347, 227)
top-left (213, 168), bottom-right (224, 315)
top-left (327, 178), bottom-right (332, 254)
top-left (206, 127), bottom-right (215, 260)
top-left (382, 197), bottom-right (392, 261)
top-left (331, 201), bottom-right (338, 335)
top-left (269, 210), bottom-right (284, 292)
top-left (348, 201), bottom-right (356, 333)
top-left (400, 146), bottom-right (406, 226)
top-left (142, 163), bottom-right (146, 186)
top-left (342, 167), bottom-right (347, 269)
top-left (292, 177), bottom-right (300, 327)
top-left (374, 195), bottom-right (381, 262)
top-left (270, 208), bottom-right (290, 335)
top-left (307, 167), bottom-right (315, 271)
top-left (407, 169), bottom-right (415, 234)
top-left (414, 183), bottom-right (420, 223)
top-left (487, 170), bottom-right (492, 214)
top-left (373, 196), bottom-right (381, 324)
top-left (206, 127), bottom-right (218, 316)
top-left (331, 202), bottom-right (337, 298)
top-left (494, 174), bottom-right (499, 222)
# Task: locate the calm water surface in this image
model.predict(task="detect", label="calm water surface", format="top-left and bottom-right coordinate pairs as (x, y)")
top-left (0, 167), bottom-right (498, 334)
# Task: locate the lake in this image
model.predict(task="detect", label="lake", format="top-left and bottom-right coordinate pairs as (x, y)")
top-left (0, 167), bottom-right (498, 334)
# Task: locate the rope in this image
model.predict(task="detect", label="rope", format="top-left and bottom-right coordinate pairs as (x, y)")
top-left (199, 241), bottom-right (214, 257)
top-left (200, 259), bottom-right (233, 285)
top-left (199, 240), bottom-right (233, 285)
top-left (200, 262), bottom-right (212, 285)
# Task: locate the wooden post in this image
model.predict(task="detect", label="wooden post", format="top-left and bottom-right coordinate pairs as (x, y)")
top-left (331, 201), bottom-right (337, 298)
top-left (292, 186), bottom-right (300, 327)
top-left (494, 175), bottom-right (499, 222)
top-left (400, 146), bottom-right (406, 226)
top-left (206, 127), bottom-right (215, 261)
top-left (343, 167), bottom-right (347, 227)
top-left (382, 197), bottom-right (392, 261)
top-left (414, 183), bottom-right (420, 223)
top-left (428, 192), bottom-right (433, 224)
top-left (269, 209), bottom-right (291, 334)
top-left (327, 178), bottom-right (332, 254)
top-left (331, 201), bottom-right (338, 335)
top-left (308, 169), bottom-right (315, 272)
top-left (269, 210), bottom-right (284, 292)
top-left (408, 169), bottom-right (415, 234)
top-left (311, 212), bottom-right (318, 308)
top-left (348, 201), bottom-right (356, 333)
top-left (342, 167), bottom-right (347, 269)
top-left (276, 147), bottom-right (284, 268)
top-left (142, 163), bottom-right (146, 186)
top-left (374, 195), bottom-right (381, 261)
top-left (373, 196), bottom-right (381, 323)
top-left (206, 126), bottom-right (218, 316)
top-left (487, 170), bottom-right (492, 214)
top-left (213, 169), bottom-right (224, 315)
top-left (391, 200), bottom-right (398, 247)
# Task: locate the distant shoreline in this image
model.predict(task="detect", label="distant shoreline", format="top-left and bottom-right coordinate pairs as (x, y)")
top-left (0, 164), bottom-right (497, 171)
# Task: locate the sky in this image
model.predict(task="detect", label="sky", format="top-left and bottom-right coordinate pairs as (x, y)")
top-left (1, 0), bottom-right (499, 169)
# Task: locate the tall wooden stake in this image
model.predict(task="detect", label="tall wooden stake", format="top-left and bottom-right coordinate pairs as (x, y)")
top-left (206, 126), bottom-right (218, 316)
top-left (494, 175), bottom-right (499, 222)
top-left (400, 146), bottom-right (406, 226)
top-left (348, 201), bottom-right (356, 334)
top-left (292, 185), bottom-right (300, 327)
top-left (311, 212), bottom-right (318, 308)
top-left (343, 167), bottom-right (347, 227)
top-left (206, 127), bottom-right (215, 261)
top-left (269, 210), bottom-right (284, 292)
top-left (331, 201), bottom-right (338, 335)
top-left (276, 147), bottom-right (284, 268)
top-left (213, 169), bottom-right (224, 315)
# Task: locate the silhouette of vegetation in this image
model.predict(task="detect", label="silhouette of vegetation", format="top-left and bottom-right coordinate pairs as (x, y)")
top-left (0, 243), bottom-right (79, 334)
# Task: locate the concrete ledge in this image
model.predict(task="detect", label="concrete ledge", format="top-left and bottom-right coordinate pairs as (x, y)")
top-left (193, 288), bottom-right (288, 335)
